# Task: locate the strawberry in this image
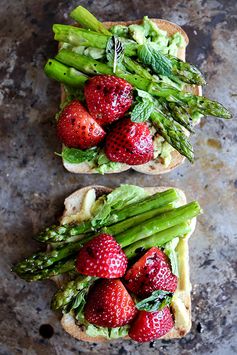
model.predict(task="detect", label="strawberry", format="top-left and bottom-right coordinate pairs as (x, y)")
top-left (84, 75), bottom-right (133, 126)
top-left (129, 307), bottom-right (174, 342)
top-left (124, 247), bottom-right (177, 296)
top-left (56, 99), bottom-right (105, 149)
top-left (84, 279), bottom-right (137, 328)
top-left (76, 234), bottom-right (128, 278)
top-left (104, 118), bottom-right (154, 165)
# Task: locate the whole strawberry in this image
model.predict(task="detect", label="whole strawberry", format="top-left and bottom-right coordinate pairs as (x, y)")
top-left (57, 99), bottom-right (105, 149)
top-left (129, 307), bottom-right (174, 342)
top-left (84, 279), bottom-right (137, 328)
top-left (76, 234), bottom-right (128, 278)
top-left (124, 247), bottom-right (177, 296)
top-left (104, 117), bottom-right (154, 165)
top-left (84, 75), bottom-right (133, 126)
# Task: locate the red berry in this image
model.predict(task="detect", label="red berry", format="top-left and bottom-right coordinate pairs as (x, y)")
top-left (124, 247), bottom-right (177, 296)
top-left (84, 279), bottom-right (137, 328)
top-left (57, 99), bottom-right (105, 149)
top-left (105, 117), bottom-right (154, 165)
top-left (129, 307), bottom-right (174, 342)
top-left (76, 234), bottom-right (128, 278)
top-left (84, 75), bottom-right (133, 126)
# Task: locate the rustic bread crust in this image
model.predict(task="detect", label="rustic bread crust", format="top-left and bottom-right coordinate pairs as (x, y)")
top-left (61, 19), bottom-right (202, 175)
top-left (53, 185), bottom-right (195, 342)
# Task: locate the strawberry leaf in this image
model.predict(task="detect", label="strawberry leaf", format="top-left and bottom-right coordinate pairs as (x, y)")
top-left (138, 43), bottom-right (172, 77)
top-left (106, 35), bottom-right (124, 73)
top-left (135, 290), bottom-right (173, 312)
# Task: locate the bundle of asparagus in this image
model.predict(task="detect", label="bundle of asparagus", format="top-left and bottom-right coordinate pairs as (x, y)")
top-left (13, 188), bottom-right (201, 282)
top-left (44, 6), bottom-right (231, 163)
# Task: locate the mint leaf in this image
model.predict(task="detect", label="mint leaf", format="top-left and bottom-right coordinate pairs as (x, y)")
top-left (61, 147), bottom-right (98, 164)
top-left (131, 98), bottom-right (155, 122)
top-left (106, 35), bottom-right (124, 73)
top-left (131, 89), bottom-right (155, 122)
top-left (138, 43), bottom-right (172, 77)
top-left (136, 290), bottom-right (173, 312)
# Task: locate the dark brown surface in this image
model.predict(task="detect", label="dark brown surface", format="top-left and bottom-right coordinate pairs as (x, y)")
top-left (1, 1), bottom-right (237, 354)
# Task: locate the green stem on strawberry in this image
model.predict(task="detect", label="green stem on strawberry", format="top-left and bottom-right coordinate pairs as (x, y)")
top-left (70, 6), bottom-right (111, 35)
top-left (44, 59), bottom-right (88, 87)
top-left (123, 222), bottom-right (191, 259)
top-left (36, 189), bottom-right (179, 243)
top-left (116, 201), bottom-right (201, 248)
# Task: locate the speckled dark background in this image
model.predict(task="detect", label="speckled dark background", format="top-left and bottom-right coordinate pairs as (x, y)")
top-left (1, 0), bottom-right (237, 354)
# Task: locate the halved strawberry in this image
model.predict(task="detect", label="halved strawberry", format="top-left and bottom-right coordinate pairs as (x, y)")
top-left (84, 75), bottom-right (133, 126)
top-left (129, 307), bottom-right (174, 342)
top-left (84, 279), bottom-right (137, 328)
top-left (104, 117), bottom-right (154, 165)
top-left (124, 247), bottom-right (177, 296)
top-left (76, 234), bottom-right (128, 278)
top-left (57, 99), bottom-right (105, 149)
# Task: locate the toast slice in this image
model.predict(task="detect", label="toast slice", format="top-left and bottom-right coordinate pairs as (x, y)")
top-left (53, 185), bottom-right (196, 342)
top-left (62, 19), bottom-right (202, 175)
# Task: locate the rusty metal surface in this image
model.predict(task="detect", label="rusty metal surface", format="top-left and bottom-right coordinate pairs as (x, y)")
top-left (1, 1), bottom-right (237, 354)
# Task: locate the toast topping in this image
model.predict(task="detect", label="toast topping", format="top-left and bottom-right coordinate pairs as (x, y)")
top-left (76, 233), bottom-right (128, 278)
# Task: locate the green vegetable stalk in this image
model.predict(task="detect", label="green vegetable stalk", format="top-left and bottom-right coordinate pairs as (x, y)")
top-left (36, 189), bottom-right (179, 243)
top-left (123, 221), bottom-right (191, 259)
top-left (150, 110), bottom-right (194, 162)
top-left (15, 259), bottom-right (76, 282)
top-left (70, 6), bottom-right (111, 35)
top-left (44, 59), bottom-right (88, 87)
top-left (116, 201), bottom-right (201, 247)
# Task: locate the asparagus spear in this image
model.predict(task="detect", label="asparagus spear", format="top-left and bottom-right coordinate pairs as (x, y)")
top-left (124, 222), bottom-right (191, 259)
top-left (12, 237), bottom-right (91, 275)
top-left (168, 102), bottom-right (195, 133)
top-left (15, 259), bottom-right (76, 282)
top-left (103, 203), bottom-right (175, 235)
top-left (149, 81), bottom-right (232, 119)
top-left (51, 274), bottom-right (96, 312)
top-left (53, 24), bottom-right (109, 49)
top-left (44, 59), bottom-right (88, 87)
top-left (168, 54), bottom-right (206, 85)
top-left (36, 189), bottom-right (179, 243)
top-left (70, 6), bottom-right (111, 35)
top-left (123, 56), bottom-right (154, 80)
top-left (116, 201), bottom-right (201, 248)
top-left (37, 221), bottom-right (93, 243)
top-left (150, 110), bottom-right (194, 162)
